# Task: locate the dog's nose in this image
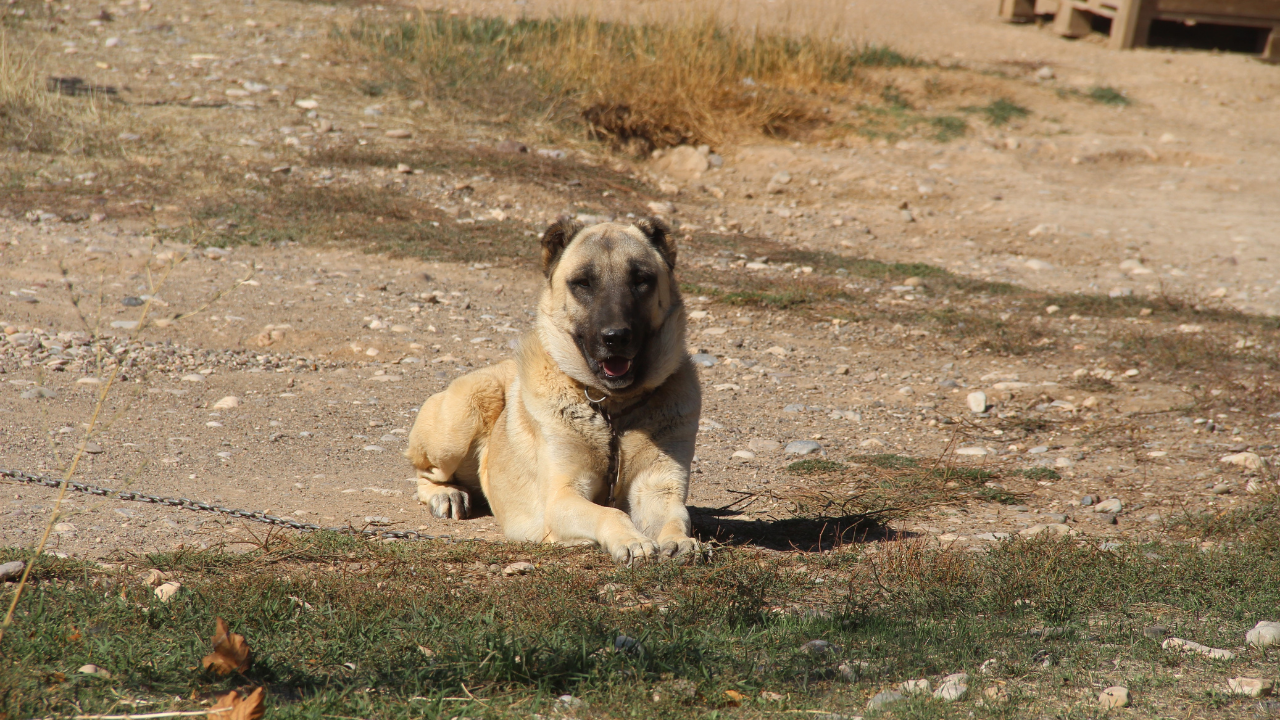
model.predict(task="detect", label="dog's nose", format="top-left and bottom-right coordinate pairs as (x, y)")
top-left (600, 327), bottom-right (632, 349)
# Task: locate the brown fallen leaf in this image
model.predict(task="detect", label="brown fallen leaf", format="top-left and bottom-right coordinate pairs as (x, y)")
top-left (723, 689), bottom-right (745, 706)
top-left (201, 617), bottom-right (252, 675)
top-left (210, 687), bottom-right (265, 720)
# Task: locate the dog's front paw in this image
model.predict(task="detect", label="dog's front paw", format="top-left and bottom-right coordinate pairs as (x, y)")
top-left (608, 535), bottom-right (658, 564)
top-left (419, 484), bottom-right (470, 519)
top-left (659, 536), bottom-right (703, 560)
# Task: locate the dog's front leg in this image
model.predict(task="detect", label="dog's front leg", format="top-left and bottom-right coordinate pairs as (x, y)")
top-left (544, 481), bottom-right (657, 563)
top-left (627, 462), bottom-right (701, 558)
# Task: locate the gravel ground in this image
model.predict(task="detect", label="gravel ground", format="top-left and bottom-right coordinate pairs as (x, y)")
top-left (3, 216), bottom-right (1275, 560)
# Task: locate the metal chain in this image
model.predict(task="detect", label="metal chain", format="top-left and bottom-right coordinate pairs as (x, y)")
top-left (0, 468), bottom-right (479, 543)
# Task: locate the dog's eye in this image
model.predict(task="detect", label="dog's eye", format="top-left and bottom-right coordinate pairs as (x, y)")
top-left (634, 275), bottom-right (654, 291)
top-left (571, 278), bottom-right (592, 292)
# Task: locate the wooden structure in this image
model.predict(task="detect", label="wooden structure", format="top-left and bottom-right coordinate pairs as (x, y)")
top-left (999, 0), bottom-right (1280, 61)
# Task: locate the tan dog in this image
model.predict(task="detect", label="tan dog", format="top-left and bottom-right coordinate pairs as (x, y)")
top-left (405, 217), bottom-right (701, 562)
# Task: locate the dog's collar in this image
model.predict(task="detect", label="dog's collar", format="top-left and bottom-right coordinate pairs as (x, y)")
top-left (583, 386), bottom-right (654, 509)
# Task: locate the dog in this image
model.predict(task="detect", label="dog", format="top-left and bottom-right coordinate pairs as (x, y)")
top-left (405, 217), bottom-right (701, 562)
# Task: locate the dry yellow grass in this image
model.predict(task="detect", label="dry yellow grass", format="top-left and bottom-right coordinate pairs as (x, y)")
top-left (340, 12), bottom-right (923, 152)
top-left (0, 30), bottom-right (116, 154)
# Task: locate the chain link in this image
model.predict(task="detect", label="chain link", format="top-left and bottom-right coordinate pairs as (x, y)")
top-left (1, 468), bottom-right (479, 543)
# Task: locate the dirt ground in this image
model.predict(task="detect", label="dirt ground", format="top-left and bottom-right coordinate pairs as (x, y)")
top-left (2, 0), bottom-right (1278, 561)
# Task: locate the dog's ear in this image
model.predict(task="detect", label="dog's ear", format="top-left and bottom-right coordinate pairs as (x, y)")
top-left (634, 216), bottom-right (677, 270)
top-left (540, 217), bottom-right (583, 278)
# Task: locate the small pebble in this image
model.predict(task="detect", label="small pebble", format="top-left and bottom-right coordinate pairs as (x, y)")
top-left (967, 390), bottom-right (987, 413)
top-left (1095, 498), bottom-right (1123, 514)
top-left (503, 561), bottom-right (535, 576)
top-left (867, 690), bottom-right (904, 710)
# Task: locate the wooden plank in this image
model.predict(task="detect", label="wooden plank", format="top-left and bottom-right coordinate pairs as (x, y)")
top-left (1264, 27), bottom-right (1280, 61)
top-left (1110, 0), bottom-right (1154, 49)
top-left (1055, 1), bottom-right (1098, 36)
top-left (999, 0), bottom-right (1037, 21)
top-left (1156, 0), bottom-right (1280, 22)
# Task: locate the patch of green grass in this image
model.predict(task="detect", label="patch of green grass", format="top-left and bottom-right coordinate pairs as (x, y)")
top-left (1019, 467), bottom-right (1061, 481)
top-left (854, 453), bottom-right (919, 469)
top-left (976, 486), bottom-right (1026, 505)
top-left (786, 459), bottom-right (847, 475)
top-left (5, 531), bottom-right (1280, 719)
top-left (927, 115), bottom-right (968, 141)
top-left (1087, 86), bottom-right (1130, 105)
top-left (964, 98), bottom-right (1030, 126)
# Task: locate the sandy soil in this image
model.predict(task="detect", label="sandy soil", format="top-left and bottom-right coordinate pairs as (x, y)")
top-left (2, 0), bottom-right (1277, 561)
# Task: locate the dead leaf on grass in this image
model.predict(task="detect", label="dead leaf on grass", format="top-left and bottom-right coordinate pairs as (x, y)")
top-left (201, 617), bottom-right (252, 675)
top-left (723, 689), bottom-right (746, 705)
top-left (210, 687), bottom-right (266, 720)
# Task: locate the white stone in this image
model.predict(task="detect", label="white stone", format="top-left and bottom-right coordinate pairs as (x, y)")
top-left (53, 523), bottom-right (76, 533)
top-left (294, 99), bottom-right (319, 110)
top-left (785, 440), bottom-right (822, 456)
top-left (967, 391), bottom-right (987, 413)
top-left (1220, 452), bottom-right (1264, 471)
top-left (181, 374), bottom-right (205, 382)
top-left (78, 664), bottom-right (112, 679)
top-left (731, 450), bottom-right (756, 461)
top-left (1227, 678), bottom-right (1273, 697)
top-left (1094, 498), bottom-right (1123, 514)
top-left (1098, 686), bottom-right (1130, 708)
top-left (212, 396), bottom-right (239, 410)
top-left (899, 678), bottom-right (931, 694)
top-left (1025, 259), bottom-right (1053, 271)
top-left (1162, 637), bottom-right (1236, 660)
top-left (154, 581), bottom-right (181, 602)
top-left (503, 561), bottom-right (535, 576)
top-left (1246, 620), bottom-right (1280, 648)
top-left (956, 447), bottom-right (991, 456)
top-left (934, 678), bottom-right (968, 702)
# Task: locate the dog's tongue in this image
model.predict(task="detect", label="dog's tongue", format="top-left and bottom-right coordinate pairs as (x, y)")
top-left (601, 357), bottom-right (632, 378)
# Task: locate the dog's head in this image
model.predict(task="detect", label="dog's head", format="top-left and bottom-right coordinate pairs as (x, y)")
top-left (536, 217), bottom-right (686, 395)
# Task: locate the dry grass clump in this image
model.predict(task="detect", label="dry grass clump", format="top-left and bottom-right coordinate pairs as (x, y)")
top-left (0, 32), bottom-right (118, 154)
top-left (339, 13), bottom-right (919, 153)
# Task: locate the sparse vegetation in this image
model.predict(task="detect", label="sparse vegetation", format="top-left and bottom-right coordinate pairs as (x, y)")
top-left (338, 14), bottom-right (935, 152)
top-left (1088, 85), bottom-right (1131, 105)
top-left (0, 33), bottom-right (118, 154)
top-left (787, 459), bottom-right (848, 474)
top-left (5, 532), bottom-right (1280, 719)
top-left (965, 98), bottom-right (1031, 126)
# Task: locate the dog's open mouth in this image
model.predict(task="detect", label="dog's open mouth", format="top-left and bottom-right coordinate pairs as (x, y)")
top-left (600, 357), bottom-right (632, 378)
